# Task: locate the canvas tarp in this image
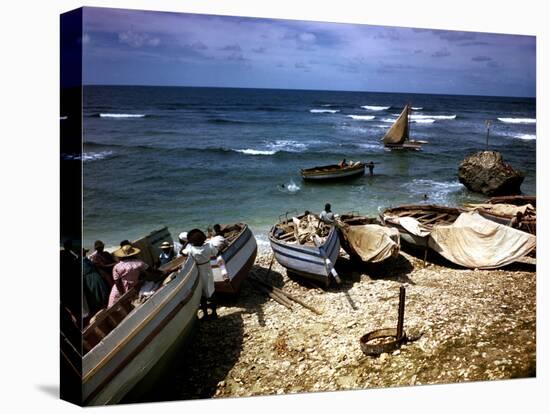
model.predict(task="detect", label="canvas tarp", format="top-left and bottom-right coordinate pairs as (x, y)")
top-left (463, 203), bottom-right (535, 217)
top-left (428, 211), bottom-right (536, 269)
top-left (384, 216), bottom-right (432, 237)
top-left (340, 224), bottom-right (400, 263)
top-left (293, 214), bottom-right (329, 244)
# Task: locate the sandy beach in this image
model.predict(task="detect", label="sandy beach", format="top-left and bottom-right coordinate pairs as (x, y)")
top-left (134, 247), bottom-right (536, 403)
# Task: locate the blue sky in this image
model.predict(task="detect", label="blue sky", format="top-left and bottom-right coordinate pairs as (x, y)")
top-left (82, 7), bottom-right (536, 97)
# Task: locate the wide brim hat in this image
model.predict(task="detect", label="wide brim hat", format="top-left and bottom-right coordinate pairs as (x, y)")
top-left (113, 244), bottom-right (141, 259)
top-left (160, 241), bottom-right (172, 249)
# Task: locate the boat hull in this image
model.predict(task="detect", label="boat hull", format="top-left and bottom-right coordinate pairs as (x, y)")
top-left (82, 257), bottom-right (201, 406)
top-left (212, 224), bottom-right (258, 294)
top-left (269, 226), bottom-right (340, 286)
top-left (301, 163), bottom-right (365, 181)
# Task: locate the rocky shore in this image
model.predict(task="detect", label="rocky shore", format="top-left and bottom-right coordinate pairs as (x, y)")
top-left (139, 247), bottom-right (536, 403)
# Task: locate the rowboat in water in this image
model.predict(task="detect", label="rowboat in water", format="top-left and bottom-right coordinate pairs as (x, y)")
top-left (269, 212), bottom-right (341, 286)
top-left (380, 205), bottom-right (460, 248)
top-left (337, 214), bottom-right (400, 263)
top-left (81, 227), bottom-right (202, 406)
top-left (210, 223), bottom-right (258, 294)
top-left (381, 104), bottom-right (425, 151)
top-left (300, 161), bottom-right (365, 181)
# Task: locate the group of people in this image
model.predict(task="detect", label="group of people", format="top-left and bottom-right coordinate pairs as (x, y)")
top-left (61, 223), bottom-right (228, 326)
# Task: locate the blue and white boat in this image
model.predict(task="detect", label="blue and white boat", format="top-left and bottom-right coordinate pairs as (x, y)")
top-left (268, 212), bottom-right (341, 287)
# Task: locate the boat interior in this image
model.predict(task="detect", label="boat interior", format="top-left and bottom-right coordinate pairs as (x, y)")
top-left (302, 161), bottom-right (363, 173)
top-left (271, 213), bottom-right (331, 246)
top-left (82, 224), bottom-right (247, 353)
top-left (384, 205), bottom-right (460, 229)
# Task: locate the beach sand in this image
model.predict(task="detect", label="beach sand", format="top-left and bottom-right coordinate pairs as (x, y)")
top-left (136, 248), bottom-right (536, 402)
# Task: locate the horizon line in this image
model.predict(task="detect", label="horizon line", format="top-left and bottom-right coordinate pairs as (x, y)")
top-left (81, 83), bottom-right (536, 100)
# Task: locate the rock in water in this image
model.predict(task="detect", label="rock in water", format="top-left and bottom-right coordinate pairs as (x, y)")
top-left (458, 151), bottom-right (524, 196)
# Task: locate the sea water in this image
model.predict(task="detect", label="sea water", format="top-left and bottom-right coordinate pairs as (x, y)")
top-left (80, 86), bottom-right (536, 249)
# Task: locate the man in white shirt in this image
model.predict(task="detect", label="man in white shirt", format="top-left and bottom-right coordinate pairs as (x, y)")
top-left (320, 203), bottom-right (336, 224)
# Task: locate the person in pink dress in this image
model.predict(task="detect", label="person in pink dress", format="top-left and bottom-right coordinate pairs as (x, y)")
top-left (107, 244), bottom-right (149, 308)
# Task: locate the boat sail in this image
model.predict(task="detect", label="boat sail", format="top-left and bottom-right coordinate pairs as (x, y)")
top-left (381, 104), bottom-right (421, 151)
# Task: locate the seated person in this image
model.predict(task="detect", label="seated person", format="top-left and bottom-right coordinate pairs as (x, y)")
top-left (338, 158), bottom-right (347, 168)
top-left (320, 203), bottom-right (336, 224)
top-left (158, 241), bottom-right (175, 266)
top-left (207, 224), bottom-right (227, 250)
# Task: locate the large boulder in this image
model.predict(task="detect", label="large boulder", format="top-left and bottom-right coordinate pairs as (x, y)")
top-left (458, 151), bottom-right (524, 196)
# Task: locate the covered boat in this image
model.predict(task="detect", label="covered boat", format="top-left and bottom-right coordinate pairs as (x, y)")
top-left (81, 227), bottom-right (202, 405)
top-left (337, 214), bottom-right (400, 263)
top-left (269, 212), bottom-right (341, 286)
top-left (381, 104), bottom-right (423, 151)
top-left (380, 204), bottom-right (461, 248)
top-left (210, 223), bottom-right (258, 294)
top-left (464, 195), bottom-right (536, 235)
top-left (300, 161), bottom-right (365, 181)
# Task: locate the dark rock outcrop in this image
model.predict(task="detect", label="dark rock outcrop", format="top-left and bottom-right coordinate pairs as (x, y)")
top-left (458, 151), bottom-right (524, 196)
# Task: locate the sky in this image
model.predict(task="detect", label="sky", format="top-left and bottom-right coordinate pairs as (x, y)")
top-left (82, 7), bottom-right (536, 97)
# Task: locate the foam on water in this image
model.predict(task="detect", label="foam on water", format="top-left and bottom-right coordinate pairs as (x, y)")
top-left (411, 107), bottom-right (423, 110)
top-left (310, 109), bottom-right (340, 114)
top-left (512, 133), bottom-right (536, 140)
top-left (402, 179), bottom-right (464, 204)
top-left (347, 115), bottom-right (376, 121)
top-left (408, 114), bottom-right (456, 120)
top-left (234, 149), bottom-right (277, 155)
top-left (267, 140), bottom-right (307, 152)
top-left (498, 117), bottom-right (536, 124)
top-left (361, 105), bottom-right (390, 111)
top-left (63, 151), bottom-right (115, 162)
top-left (414, 119), bottom-right (436, 124)
top-left (100, 113), bottom-right (147, 118)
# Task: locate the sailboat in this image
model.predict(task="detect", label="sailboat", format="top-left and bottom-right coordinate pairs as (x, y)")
top-left (381, 104), bottom-right (423, 151)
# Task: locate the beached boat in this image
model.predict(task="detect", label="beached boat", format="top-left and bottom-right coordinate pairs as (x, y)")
top-left (300, 161), bottom-right (365, 181)
top-left (337, 214), bottom-right (400, 263)
top-left (210, 223), bottom-right (258, 294)
top-left (81, 227), bottom-right (202, 406)
top-left (484, 195), bottom-right (536, 235)
top-left (381, 104), bottom-right (424, 151)
top-left (269, 212), bottom-right (341, 286)
top-left (380, 204), bottom-right (460, 248)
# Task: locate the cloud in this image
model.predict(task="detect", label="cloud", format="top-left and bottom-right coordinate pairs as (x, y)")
top-left (118, 30), bottom-right (160, 48)
top-left (414, 49), bottom-right (423, 54)
top-left (435, 31), bottom-right (476, 42)
top-left (472, 55), bottom-right (492, 62)
top-left (220, 44), bottom-right (242, 52)
top-left (375, 28), bottom-right (400, 41)
top-left (295, 61), bottom-right (311, 71)
top-left (459, 41), bottom-right (490, 47)
top-left (431, 48), bottom-right (451, 58)
top-left (377, 62), bottom-right (416, 73)
top-left (82, 34), bottom-right (91, 44)
top-left (298, 32), bottom-right (316, 43)
top-left (487, 60), bottom-right (500, 68)
top-left (252, 46), bottom-right (266, 54)
top-left (189, 41), bottom-right (208, 50)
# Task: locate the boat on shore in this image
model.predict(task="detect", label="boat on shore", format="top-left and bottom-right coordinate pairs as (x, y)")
top-left (300, 161), bottom-right (365, 181)
top-left (210, 223), bottom-right (258, 294)
top-left (269, 212), bottom-right (341, 286)
top-left (81, 227), bottom-right (202, 406)
top-left (381, 104), bottom-right (424, 151)
top-left (380, 204), bottom-right (460, 248)
top-left (337, 213), bottom-right (400, 263)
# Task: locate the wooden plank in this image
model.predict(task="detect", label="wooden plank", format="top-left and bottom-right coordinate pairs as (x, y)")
top-left (422, 213), bottom-right (449, 225)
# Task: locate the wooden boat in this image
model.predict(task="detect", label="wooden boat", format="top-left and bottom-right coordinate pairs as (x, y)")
top-left (467, 195), bottom-right (536, 239)
top-left (269, 212), bottom-right (341, 286)
top-left (81, 227), bottom-right (202, 406)
top-left (381, 104), bottom-right (424, 151)
top-left (337, 214), bottom-right (400, 263)
top-left (300, 161), bottom-right (365, 181)
top-left (380, 205), bottom-right (460, 248)
top-left (210, 223), bottom-right (258, 294)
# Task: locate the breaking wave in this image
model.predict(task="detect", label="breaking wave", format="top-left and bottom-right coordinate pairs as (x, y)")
top-left (411, 107), bottom-right (423, 110)
top-left (99, 113), bottom-right (147, 118)
top-left (498, 117), bottom-right (536, 124)
top-left (513, 133), bottom-right (536, 140)
top-left (361, 105), bottom-right (390, 111)
top-left (347, 115), bottom-right (376, 121)
top-left (310, 109), bottom-right (340, 113)
top-left (234, 149), bottom-right (277, 156)
top-left (62, 151), bottom-right (115, 162)
top-left (408, 114), bottom-right (456, 120)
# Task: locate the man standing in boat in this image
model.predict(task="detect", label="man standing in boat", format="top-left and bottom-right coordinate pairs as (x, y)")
top-left (320, 203), bottom-right (336, 224)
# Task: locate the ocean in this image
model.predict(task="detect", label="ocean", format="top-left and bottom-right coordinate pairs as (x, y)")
top-left (81, 86), bottom-right (536, 250)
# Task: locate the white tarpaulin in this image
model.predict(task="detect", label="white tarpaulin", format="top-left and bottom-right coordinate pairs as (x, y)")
top-left (463, 203), bottom-right (535, 217)
top-left (384, 216), bottom-right (431, 237)
top-left (340, 224), bottom-right (400, 263)
top-left (428, 211), bottom-right (536, 269)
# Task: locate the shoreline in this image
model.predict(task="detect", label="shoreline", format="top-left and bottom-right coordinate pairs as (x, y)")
top-left (131, 248), bottom-right (536, 402)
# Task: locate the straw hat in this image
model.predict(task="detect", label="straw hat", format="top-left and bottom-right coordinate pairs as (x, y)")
top-left (160, 241), bottom-right (172, 249)
top-left (113, 244), bottom-right (141, 259)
